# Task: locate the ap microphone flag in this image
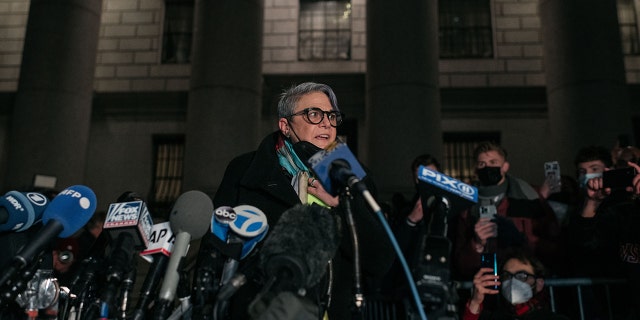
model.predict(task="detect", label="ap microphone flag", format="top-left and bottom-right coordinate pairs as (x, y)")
top-left (140, 221), bottom-right (175, 261)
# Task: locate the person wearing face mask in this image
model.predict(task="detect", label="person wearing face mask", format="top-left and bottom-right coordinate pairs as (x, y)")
top-left (463, 247), bottom-right (569, 320)
top-left (451, 142), bottom-right (563, 281)
top-left (193, 82), bottom-right (394, 320)
top-left (561, 146), bottom-right (640, 319)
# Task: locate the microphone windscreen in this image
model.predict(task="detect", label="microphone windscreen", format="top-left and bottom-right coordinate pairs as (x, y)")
top-left (168, 190), bottom-right (213, 239)
top-left (259, 204), bottom-right (340, 289)
top-left (42, 185), bottom-right (97, 238)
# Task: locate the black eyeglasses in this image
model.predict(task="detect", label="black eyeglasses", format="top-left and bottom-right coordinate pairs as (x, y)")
top-left (286, 107), bottom-right (344, 127)
top-left (501, 271), bottom-right (536, 282)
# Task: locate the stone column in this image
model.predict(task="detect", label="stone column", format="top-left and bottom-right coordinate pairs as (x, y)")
top-left (6, 0), bottom-right (102, 191)
top-left (182, 0), bottom-right (264, 195)
top-left (366, 0), bottom-right (442, 198)
top-left (540, 0), bottom-right (632, 169)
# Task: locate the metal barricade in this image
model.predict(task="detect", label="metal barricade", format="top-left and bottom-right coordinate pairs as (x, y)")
top-left (458, 277), bottom-right (629, 320)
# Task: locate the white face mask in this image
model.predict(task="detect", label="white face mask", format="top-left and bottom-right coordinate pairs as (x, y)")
top-left (578, 172), bottom-right (602, 188)
top-left (501, 278), bottom-right (534, 305)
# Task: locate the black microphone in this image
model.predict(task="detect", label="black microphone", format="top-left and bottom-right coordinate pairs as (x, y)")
top-left (0, 191), bottom-right (49, 233)
top-left (257, 204), bottom-right (340, 296)
top-left (329, 158), bottom-right (368, 194)
top-left (83, 196), bottom-right (154, 319)
top-left (130, 221), bottom-right (175, 320)
top-left (0, 185), bottom-right (97, 306)
top-left (207, 205), bottom-right (269, 320)
top-left (416, 165), bottom-right (478, 216)
top-left (307, 141), bottom-right (367, 197)
top-left (415, 166), bottom-right (479, 317)
top-left (153, 190), bottom-right (213, 320)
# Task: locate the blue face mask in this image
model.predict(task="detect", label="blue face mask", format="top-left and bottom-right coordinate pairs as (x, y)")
top-left (578, 172), bottom-right (602, 188)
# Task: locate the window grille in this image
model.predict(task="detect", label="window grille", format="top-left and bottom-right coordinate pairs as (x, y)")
top-left (618, 0), bottom-right (640, 55)
top-left (442, 132), bottom-right (500, 183)
top-left (299, 0), bottom-right (352, 61)
top-left (162, 0), bottom-right (194, 64)
top-left (151, 135), bottom-right (184, 215)
top-left (439, 0), bottom-right (493, 59)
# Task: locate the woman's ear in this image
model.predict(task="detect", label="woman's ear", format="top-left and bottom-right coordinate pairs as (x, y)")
top-left (278, 118), bottom-right (290, 137)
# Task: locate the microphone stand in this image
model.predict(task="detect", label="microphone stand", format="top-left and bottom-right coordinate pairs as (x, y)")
top-left (117, 258), bottom-right (138, 319)
top-left (130, 254), bottom-right (169, 320)
top-left (0, 251), bottom-right (45, 309)
top-left (340, 178), bottom-right (428, 320)
top-left (167, 268), bottom-right (193, 320)
top-left (337, 186), bottom-right (365, 318)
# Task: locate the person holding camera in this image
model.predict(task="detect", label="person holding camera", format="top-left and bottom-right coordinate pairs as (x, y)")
top-left (562, 145), bottom-right (640, 319)
top-left (463, 247), bottom-right (568, 320)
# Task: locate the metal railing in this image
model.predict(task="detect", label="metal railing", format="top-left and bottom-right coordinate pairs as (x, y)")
top-left (364, 277), bottom-right (630, 320)
top-left (458, 277), bottom-right (629, 320)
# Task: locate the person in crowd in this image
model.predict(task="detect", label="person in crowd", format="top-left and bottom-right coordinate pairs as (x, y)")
top-left (462, 247), bottom-right (569, 320)
top-left (381, 154), bottom-right (443, 308)
top-left (538, 174), bottom-right (580, 227)
top-left (451, 141), bottom-right (563, 280)
top-left (563, 145), bottom-right (614, 276)
top-left (613, 145), bottom-right (640, 169)
top-left (390, 153), bottom-right (442, 259)
top-left (195, 82), bottom-right (395, 320)
top-left (562, 145), bottom-right (640, 319)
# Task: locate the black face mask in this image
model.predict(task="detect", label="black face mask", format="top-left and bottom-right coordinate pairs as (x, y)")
top-left (292, 141), bottom-right (322, 166)
top-left (477, 166), bottom-right (503, 186)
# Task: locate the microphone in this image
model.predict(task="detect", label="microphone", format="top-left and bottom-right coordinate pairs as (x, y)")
top-left (191, 206), bottom-right (234, 319)
top-left (103, 200), bottom-right (154, 250)
top-left (307, 141), bottom-right (367, 196)
top-left (86, 197), bottom-right (154, 318)
top-left (130, 221), bottom-right (175, 320)
top-left (247, 204), bottom-right (339, 319)
top-left (257, 203), bottom-right (339, 294)
top-left (0, 185), bottom-right (97, 304)
top-left (0, 191), bottom-right (49, 233)
top-left (153, 190), bottom-right (214, 320)
top-left (414, 166), bottom-right (478, 318)
top-left (222, 204), bottom-right (269, 263)
top-left (210, 205), bottom-right (268, 319)
top-left (416, 165), bottom-right (478, 215)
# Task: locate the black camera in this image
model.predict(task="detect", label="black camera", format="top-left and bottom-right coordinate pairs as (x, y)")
top-left (602, 167), bottom-right (637, 189)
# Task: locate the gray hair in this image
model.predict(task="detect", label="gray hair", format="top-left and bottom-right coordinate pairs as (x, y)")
top-left (277, 82), bottom-right (340, 118)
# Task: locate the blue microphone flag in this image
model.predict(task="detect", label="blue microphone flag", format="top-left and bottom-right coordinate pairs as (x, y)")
top-left (307, 141), bottom-right (366, 196)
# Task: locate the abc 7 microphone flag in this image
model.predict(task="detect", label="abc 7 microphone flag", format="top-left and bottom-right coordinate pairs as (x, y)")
top-left (212, 205), bottom-right (269, 260)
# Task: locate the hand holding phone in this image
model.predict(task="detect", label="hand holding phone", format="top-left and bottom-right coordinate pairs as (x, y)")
top-left (603, 167), bottom-right (637, 190)
top-left (480, 252), bottom-right (499, 290)
top-left (544, 161), bottom-right (561, 194)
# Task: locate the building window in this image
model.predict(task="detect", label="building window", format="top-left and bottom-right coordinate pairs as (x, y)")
top-left (299, 0), bottom-right (352, 61)
top-left (439, 0), bottom-right (493, 59)
top-left (618, 0), bottom-right (640, 55)
top-left (442, 132), bottom-right (500, 183)
top-left (151, 135), bottom-right (184, 215)
top-left (162, 0), bottom-right (194, 64)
